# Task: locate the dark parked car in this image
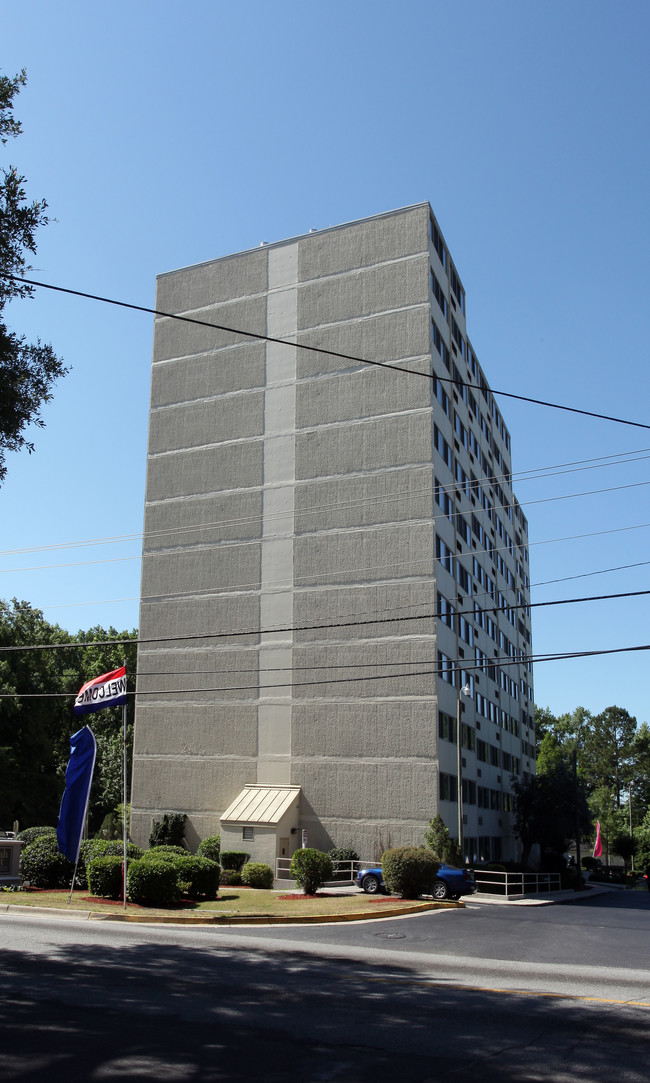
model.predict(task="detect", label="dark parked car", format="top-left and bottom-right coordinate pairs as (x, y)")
top-left (355, 862), bottom-right (477, 900)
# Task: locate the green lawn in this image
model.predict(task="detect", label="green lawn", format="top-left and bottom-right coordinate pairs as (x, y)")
top-left (1, 886), bottom-right (445, 922)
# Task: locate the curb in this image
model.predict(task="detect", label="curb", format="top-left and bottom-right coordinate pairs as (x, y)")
top-left (2, 898), bottom-right (464, 926)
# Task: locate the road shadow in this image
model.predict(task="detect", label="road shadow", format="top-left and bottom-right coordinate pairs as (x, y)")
top-left (2, 927), bottom-right (650, 1080)
top-left (559, 887), bottom-right (650, 911)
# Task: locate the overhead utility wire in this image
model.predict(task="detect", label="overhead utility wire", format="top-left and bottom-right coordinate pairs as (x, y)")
top-left (2, 455), bottom-right (650, 560)
top-left (2, 642), bottom-right (650, 698)
top-left (1, 587), bottom-right (648, 654)
top-left (12, 275), bottom-right (650, 432)
top-left (4, 516), bottom-right (650, 579)
top-left (22, 558), bottom-right (650, 619)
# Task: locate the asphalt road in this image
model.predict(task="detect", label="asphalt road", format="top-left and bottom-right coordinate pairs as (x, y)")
top-left (2, 890), bottom-right (649, 1081)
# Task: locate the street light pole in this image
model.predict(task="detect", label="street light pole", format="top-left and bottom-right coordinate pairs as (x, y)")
top-left (457, 684), bottom-right (471, 861)
top-left (574, 745), bottom-right (581, 891)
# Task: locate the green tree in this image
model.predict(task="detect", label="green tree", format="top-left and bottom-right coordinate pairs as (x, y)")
top-left (0, 69), bottom-right (67, 484)
top-left (0, 598), bottom-right (137, 830)
top-left (512, 763), bottom-right (591, 868)
top-left (424, 814), bottom-right (463, 866)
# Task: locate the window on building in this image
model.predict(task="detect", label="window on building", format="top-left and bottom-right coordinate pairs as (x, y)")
top-left (243, 827), bottom-right (254, 841)
top-left (438, 592), bottom-right (455, 629)
top-left (436, 535), bottom-right (454, 574)
top-left (430, 218), bottom-right (446, 267)
top-left (434, 425), bottom-right (452, 469)
top-left (440, 772), bottom-right (458, 802)
top-left (438, 710), bottom-right (457, 743)
top-left (433, 375), bottom-right (450, 417)
top-left (435, 483), bottom-right (454, 521)
top-left (437, 651), bottom-right (455, 685)
top-left (431, 268), bottom-right (448, 318)
top-left (432, 321), bottom-right (450, 370)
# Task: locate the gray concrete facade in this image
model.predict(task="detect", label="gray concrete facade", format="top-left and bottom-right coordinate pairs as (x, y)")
top-left (131, 203), bottom-right (535, 863)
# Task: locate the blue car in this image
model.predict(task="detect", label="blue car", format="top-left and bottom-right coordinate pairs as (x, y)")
top-left (355, 862), bottom-right (477, 900)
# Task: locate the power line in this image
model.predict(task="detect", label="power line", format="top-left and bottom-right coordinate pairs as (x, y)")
top-left (1, 587), bottom-right (648, 654)
top-left (27, 555), bottom-right (650, 614)
top-left (1, 641), bottom-right (649, 698)
top-left (2, 444), bottom-right (648, 559)
top-left (12, 274), bottom-right (650, 431)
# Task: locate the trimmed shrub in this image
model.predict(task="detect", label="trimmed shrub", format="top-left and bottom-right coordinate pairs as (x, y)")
top-left (197, 835), bottom-right (221, 862)
top-left (173, 855), bottom-right (220, 898)
top-left (127, 857), bottom-right (181, 906)
top-left (220, 851), bottom-right (250, 871)
top-left (328, 847), bottom-right (359, 863)
top-left (78, 839), bottom-right (143, 888)
top-left (382, 847), bottom-right (439, 899)
top-left (17, 826), bottom-right (56, 846)
top-left (241, 862), bottom-right (274, 889)
top-left (148, 813), bottom-right (187, 848)
top-left (290, 848), bottom-right (333, 895)
top-left (147, 845), bottom-right (187, 857)
top-left (19, 835), bottom-right (73, 888)
top-left (87, 855), bottom-right (123, 899)
top-left (219, 869), bottom-right (242, 886)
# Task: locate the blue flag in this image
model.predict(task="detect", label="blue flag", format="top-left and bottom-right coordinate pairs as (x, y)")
top-left (57, 726), bottom-right (97, 863)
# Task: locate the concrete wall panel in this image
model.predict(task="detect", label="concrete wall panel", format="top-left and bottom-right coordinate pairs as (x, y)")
top-left (145, 441), bottom-right (263, 501)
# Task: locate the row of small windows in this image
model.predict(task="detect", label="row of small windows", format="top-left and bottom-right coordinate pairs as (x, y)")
top-left (433, 409), bottom-right (526, 567)
top-left (439, 773), bottom-right (515, 811)
top-left (427, 228), bottom-right (512, 464)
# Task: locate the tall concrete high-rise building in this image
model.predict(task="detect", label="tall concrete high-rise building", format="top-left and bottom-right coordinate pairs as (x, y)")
top-left (131, 203), bottom-right (535, 866)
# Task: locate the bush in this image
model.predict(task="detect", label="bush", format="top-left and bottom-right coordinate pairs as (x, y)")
top-left (19, 835), bottom-right (73, 888)
top-left (87, 855), bottom-right (124, 899)
top-left (174, 855), bottom-right (220, 898)
top-left (382, 847), bottom-right (439, 899)
top-left (220, 851), bottom-right (250, 871)
top-left (148, 813), bottom-right (187, 848)
top-left (197, 834), bottom-right (221, 862)
top-left (582, 856), bottom-right (600, 870)
top-left (219, 869), bottom-right (242, 886)
top-left (241, 862), bottom-right (274, 889)
top-left (17, 826), bottom-right (56, 846)
top-left (290, 848), bottom-right (333, 894)
top-left (328, 847), bottom-right (359, 863)
top-left (78, 839), bottom-right (143, 888)
top-left (147, 845), bottom-right (188, 857)
top-left (127, 857), bottom-right (181, 906)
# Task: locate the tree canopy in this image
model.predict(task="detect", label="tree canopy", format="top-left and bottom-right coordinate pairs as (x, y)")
top-left (526, 703), bottom-right (645, 863)
top-left (0, 69), bottom-right (67, 484)
top-left (0, 598), bottom-right (137, 831)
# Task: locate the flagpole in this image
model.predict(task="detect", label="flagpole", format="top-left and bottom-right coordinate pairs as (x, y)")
top-left (123, 658), bottom-right (128, 910)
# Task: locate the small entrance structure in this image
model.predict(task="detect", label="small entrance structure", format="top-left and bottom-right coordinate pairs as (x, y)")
top-left (0, 834), bottom-right (23, 886)
top-left (220, 785), bottom-right (301, 874)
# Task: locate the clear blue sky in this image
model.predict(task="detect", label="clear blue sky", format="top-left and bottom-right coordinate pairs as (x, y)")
top-left (2, 1), bottom-right (649, 725)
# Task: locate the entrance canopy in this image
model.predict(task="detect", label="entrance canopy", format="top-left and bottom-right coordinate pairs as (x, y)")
top-left (221, 785), bottom-right (301, 826)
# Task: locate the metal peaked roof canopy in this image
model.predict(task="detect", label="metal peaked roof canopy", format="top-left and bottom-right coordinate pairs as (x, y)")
top-left (221, 785), bottom-right (301, 825)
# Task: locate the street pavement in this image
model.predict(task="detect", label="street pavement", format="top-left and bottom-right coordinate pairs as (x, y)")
top-left (1, 888), bottom-right (649, 1081)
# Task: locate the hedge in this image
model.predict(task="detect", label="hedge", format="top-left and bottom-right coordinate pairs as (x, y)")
top-left (19, 834), bottom-right (74, 888)
top-left (87, 855), bottom-right (124, 899)
top-left (197, 835), bottom-right (221, 862)
top-left (219, 869), bottom-right (242, 886)
top-left (220, 851), bottom-right (250, 871)
top-left (148, 813), bottom-right (186, 848)
top-left (127, 857), bottom-right (181, 906)
top-left (17, 826), bottom-right (56, 846)
top-left (382, 847), bottom-right (439, 899)
top-left (173, 855), bottom-right (220, 898)
top-left (241, 862), bottom-right (274, 889)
